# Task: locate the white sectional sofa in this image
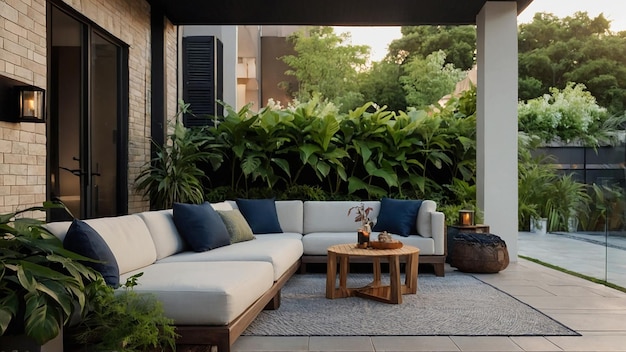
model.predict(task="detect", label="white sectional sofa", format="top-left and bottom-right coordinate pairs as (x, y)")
top-left (46, 199), bottom-right (445, 352)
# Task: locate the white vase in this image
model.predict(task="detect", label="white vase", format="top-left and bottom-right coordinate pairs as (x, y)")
top-left (531, 217), bottom-right (547, 235)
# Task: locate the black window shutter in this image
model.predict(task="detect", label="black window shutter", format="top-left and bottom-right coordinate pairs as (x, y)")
top-left (182, 36), bottom-right (223, 127)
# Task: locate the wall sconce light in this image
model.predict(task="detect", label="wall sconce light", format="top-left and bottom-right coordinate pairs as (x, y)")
top-left (458, 210), bottom-right (475, 226)
top-left (17, 86), bottom-right (45, 122)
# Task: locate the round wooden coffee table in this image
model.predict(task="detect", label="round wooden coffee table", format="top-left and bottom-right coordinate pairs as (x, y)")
top-left (325, 243), bottom-right (420, 304)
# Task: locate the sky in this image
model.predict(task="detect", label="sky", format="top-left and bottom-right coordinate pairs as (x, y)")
top-left (335, 0), bottom-right (626, 62)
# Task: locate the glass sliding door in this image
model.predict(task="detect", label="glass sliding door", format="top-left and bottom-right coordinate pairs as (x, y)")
top-left (48, 3), bottom-right (127, 220)
top-left (89, 33), bottom-right (119, 217)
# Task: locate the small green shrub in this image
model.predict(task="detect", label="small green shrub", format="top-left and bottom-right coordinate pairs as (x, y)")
top-left (68, 273), bottom-right (177, 352)
top-left (279, 184), bottom-right (328, 201)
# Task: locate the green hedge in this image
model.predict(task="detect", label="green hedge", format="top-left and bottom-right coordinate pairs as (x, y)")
top-left (198, 91), bottom-right (477, 207)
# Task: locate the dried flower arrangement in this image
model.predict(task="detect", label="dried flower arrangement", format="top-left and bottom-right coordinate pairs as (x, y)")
top-left (347, 203), bottom-right (373, 227)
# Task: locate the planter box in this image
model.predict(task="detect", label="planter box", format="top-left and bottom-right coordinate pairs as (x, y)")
top-left (530, 217), bottom-right (548, 235)
top-left (0, 331), bottom-right (63, 352)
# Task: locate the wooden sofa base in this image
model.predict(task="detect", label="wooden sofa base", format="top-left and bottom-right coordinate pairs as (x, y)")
top-left (174, 260), bottom-right (300, 352)
top-left (300, 254), bottom-right (446, 277)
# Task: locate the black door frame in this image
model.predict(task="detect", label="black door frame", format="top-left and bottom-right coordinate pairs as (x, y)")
top-left (47, 0), bottom-right (129, 219)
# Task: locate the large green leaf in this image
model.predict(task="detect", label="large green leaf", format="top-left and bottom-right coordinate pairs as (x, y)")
top-left (272, 158), bottom-right (291, 178)
top-left (24, 293), bottom-right (61, 345)
top-left (299, 144), bottom-right (322, 165)
top-left (347, 176), bottom-right (386, 198)
top-left (364, 161), bottom-right (398, 188)
top-left (0, 292), bottom-right (18, 334)
top-left (241, 156), bottom-right (262, 176)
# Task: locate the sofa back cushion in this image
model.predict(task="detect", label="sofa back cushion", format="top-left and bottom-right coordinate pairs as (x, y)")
top-left (47, 215), bottom-right (158, 275)
top-left (82, 215), bottom-right (157, 275)
top-left (46, 215), bottom-right (157, 275)
top-left (276, 200), bottom-right (303, 233)
top-left (416, 200), bottom-right (437, 237)
top-left (138, 209), bottom-right (187, 260)
top-left (304, 201), bottom-right (381, 233)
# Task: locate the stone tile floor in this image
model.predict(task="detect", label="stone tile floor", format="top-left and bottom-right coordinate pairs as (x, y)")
top-left (233, 233), bottom-right (626, 351)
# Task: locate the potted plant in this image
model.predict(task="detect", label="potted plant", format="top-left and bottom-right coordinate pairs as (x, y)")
top-left (348, 203), bottom-right (373, 247)
top-left (0, 202), bottom-right (100, 350)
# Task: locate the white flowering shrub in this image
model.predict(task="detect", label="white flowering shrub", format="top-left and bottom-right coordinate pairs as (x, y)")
top-left (518, 83), bottom-right (612, 144)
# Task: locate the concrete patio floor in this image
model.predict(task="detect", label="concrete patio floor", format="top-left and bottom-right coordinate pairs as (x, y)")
top-left (233, 233), bottom-right (626, 351)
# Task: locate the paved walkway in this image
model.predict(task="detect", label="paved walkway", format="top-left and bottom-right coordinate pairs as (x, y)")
top-left (518, 231), bottom-right (626, 289)
top-left (232, 236), bottom-right (626, 351)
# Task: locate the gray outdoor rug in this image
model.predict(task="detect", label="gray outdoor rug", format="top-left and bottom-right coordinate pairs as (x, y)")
top-left (243, 273), bottom-right (579, 336)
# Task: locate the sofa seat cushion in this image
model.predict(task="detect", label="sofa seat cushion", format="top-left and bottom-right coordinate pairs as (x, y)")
top-left (302, 232), bottom-right (435, 255)
top-left (120, 261), bottom-right (273, 325)
top-left (157, 237), bottom-right (303, 281)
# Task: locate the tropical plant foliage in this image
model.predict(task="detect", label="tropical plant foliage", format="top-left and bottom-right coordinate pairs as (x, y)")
top-left (0, 203), bottom-right (99, 345)
top-left (135, 101), bottom-right (223, 210)
top-left (197, 90), bottom-right (477, 207)
top-left (517, 134), bottom-right (591, 232)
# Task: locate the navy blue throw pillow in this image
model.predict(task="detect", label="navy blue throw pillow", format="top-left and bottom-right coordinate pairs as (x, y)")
top-left (63, 219), bottom-right (120, 287)
top-left (372, 198), bottom-right (423, 237)
top-left (173, 202), bottom-right (231, 251)
top-left (235, 198), bottom-right (283, 234)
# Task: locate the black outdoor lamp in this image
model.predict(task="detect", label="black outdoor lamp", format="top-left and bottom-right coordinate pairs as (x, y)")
top-left (16, 86), bottom-right (45, 122)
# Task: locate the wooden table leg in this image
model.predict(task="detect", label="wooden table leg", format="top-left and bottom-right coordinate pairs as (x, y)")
top-left (389, 255), bottom-right (402, 304)
top-left (372, 257), bottom-right (381, 287)
top-left (404, 252), bottom-right (419, 294)
top-left (326, 252), bottom-right (337, 298)
top-left (339, 255), bottom-right (349, 296)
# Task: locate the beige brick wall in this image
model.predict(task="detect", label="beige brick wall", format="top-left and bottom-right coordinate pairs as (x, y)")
top-left (0, 122), bottom-right (47, 214)
top-left (0, 0), bottom-right (47, 215)
top-left (0, 0), bottom-right (179, 215)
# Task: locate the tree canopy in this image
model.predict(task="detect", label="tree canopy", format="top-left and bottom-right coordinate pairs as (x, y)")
top-left (281, 26), bottom-right (370, 112)
top-left (278, 13), bottom-right (626, 116)
top-left (400, 50), bottom-right (466, 109)
top-left (518, 12), bottom-right (626, 113)
top-left (387, 25), bottom-right (476, 70)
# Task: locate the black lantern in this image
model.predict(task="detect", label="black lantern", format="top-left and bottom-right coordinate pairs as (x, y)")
top-left (17, 86), bottom-right (45, 122)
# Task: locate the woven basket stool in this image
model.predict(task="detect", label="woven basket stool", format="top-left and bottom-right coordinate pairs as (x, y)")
top-left (450, 233), bottom-right (509, 273)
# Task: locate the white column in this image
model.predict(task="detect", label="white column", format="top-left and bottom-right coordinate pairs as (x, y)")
top-left (220, 26), bottom-right (238, 108)
top-left (476, 2), bottom-right (519, 259)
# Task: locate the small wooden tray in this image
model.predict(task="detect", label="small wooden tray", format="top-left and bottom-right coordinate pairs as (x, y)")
top-left (369, 240), bottom-right (403, 249)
